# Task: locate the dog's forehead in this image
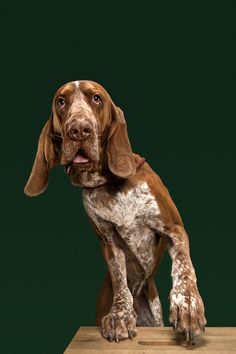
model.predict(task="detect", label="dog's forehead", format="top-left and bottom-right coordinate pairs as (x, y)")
top-left (55, 80), bottom-right (108, 97)
top-left (78, 80), bottom-right (107, 94)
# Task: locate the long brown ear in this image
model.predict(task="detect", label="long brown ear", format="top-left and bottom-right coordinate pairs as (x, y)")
top-left (107, 106), bottom-right (136, 178)
top-left (24, 118), bottom-right (58, 197)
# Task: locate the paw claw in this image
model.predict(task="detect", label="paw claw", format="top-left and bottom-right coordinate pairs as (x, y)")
top-left (185, 330), bottom-right (189, 343)
top-left (128, 329), bottom-right (137, 339)
top-left (169, 285), bottom-right (206, 345)
top-left (201, 325), bottom-right (205, 333)
top-left (101, 310), bottom-right (137, 342)
top-left (184, 330), bottom-right (194, 347)
top-left (172, 319), bottom-right (178, 331)
top-left (108, 332), bottom-right (114, 342)
top-left (198, 320), bottom-right (206, 333)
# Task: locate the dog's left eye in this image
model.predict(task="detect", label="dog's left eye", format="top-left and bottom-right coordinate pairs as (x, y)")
top-left (93, 94), bottom-right (102, 104)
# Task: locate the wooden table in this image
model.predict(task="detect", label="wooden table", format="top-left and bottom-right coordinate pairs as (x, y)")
top-left (64, 327), bottom-right (236, 353)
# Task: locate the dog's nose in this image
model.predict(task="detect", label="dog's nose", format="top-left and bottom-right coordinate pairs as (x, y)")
top-left (68, 121), bottom-right (92, 140)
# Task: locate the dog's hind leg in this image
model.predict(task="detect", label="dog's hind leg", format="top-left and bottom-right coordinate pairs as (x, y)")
top-left (134, 278), bottom-right (163, 326)
top-left (96, 272), bottom-right (113, 326)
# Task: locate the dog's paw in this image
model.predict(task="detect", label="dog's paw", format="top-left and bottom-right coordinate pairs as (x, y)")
top-left (101, 309), bottom-right (137, 342)
top-left (169, 285), bottom-right (206, 346)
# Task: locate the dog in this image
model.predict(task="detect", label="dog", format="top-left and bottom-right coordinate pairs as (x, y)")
top-left (24, 80), bottom-right (206, 346)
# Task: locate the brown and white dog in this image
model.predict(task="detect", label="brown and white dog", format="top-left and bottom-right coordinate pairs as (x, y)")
top-left (24, 80), bottom-right (206, 346)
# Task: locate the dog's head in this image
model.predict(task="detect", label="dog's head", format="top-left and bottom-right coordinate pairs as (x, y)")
top-left (24, 80), bottom-right (137, 196)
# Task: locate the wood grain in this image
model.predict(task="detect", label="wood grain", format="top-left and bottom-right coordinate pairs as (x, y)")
top-left (64, 327), bottom-right (236, 353)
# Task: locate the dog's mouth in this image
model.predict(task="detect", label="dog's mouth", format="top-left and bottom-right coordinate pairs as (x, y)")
top-left (73, 149), bottom-right (90, 164)
top-left (64, 149), bottom-right (91, 175)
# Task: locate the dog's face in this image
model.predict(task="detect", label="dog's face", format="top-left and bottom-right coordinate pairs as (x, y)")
top-left (52, 81), bottom-right (113, 185)
top-left (24, 80), bottom-right (136, 196)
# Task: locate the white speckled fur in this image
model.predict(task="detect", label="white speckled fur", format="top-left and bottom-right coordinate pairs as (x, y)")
top-left (62, 83), bottom-right (99, 165)
top-left (66, 91), bottom-right (98, 130)
top-left (85, 181), bottom-right (160, 227)
top-left (83, 182), bottom-right (160, 278)
top-left (148, 295), bottom-right (163, 326)
top-left (83, 181), bottom-right (164, 325)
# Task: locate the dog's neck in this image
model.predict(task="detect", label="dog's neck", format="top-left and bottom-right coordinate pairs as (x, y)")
top-left (70, 169), bottom-right (108, 189)
top-left (70, 154), bottom-right (146, 190)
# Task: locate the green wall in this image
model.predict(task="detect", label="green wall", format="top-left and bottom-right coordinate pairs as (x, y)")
top-left (1, 2), bottom-right (235, 353)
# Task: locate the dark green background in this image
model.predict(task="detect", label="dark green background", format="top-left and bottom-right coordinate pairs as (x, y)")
top-left (1, 2), bottom-right (235, 354)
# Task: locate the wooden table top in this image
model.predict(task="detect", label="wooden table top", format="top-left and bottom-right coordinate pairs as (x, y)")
top-left (64, 326), bottom-right (236, 353)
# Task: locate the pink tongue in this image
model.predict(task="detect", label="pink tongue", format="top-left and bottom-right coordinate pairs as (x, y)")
top-left (73, 154), bottom-right (89, 163)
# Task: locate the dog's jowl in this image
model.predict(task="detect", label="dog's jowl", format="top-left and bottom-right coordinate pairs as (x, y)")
top-left (24, 80), bottom-right (206, 346)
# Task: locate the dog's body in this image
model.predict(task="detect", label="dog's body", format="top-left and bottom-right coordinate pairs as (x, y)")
top-left (24, 80), bottom-right (206, 345)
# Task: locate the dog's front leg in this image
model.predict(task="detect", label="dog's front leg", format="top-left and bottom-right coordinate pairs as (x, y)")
top-left (166, 225), bottom-right (206, 345)
top-left (101, 238), bottom-right (137, 342)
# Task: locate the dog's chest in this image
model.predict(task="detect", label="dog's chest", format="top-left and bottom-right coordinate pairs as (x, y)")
top-left (83, 181), bottom-right (161, 286)
top-left (83, 181), bottom-right (159, 229)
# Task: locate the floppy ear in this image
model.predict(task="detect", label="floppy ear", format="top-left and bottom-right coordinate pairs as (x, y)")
top-left (24, 118), bottom-right (58, 197)
top-left (107, 106), bottom-right (136, 178)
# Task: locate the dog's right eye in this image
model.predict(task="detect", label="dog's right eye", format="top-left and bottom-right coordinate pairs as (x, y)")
top-left (57, 98), bottom-right (66, 109)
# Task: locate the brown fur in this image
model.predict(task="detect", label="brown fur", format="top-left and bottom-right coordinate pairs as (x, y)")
top-left (24, 80), bottom-right (206, 346)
